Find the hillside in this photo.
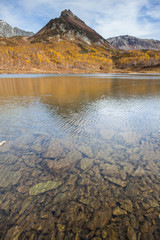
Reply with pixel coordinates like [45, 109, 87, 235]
[107, 35, 160, 51]
[0, 36, 114, 73]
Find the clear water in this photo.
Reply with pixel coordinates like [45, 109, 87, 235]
[0, 74, 160, 239]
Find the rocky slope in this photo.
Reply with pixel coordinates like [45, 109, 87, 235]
[0, 20, 34, 37]
[32, 9, 112, 49]
[107, 35, 160, 51]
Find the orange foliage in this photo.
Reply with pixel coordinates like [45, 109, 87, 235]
[1, 38, 160, 72]
[0, 40, 113, 72]
[113, 50, 160, 69]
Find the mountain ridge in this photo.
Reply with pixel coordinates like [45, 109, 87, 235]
[0, 20, 34, 37]
[107, 35, 160, 51]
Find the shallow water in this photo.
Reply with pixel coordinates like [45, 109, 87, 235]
[0, 74, 160, 240]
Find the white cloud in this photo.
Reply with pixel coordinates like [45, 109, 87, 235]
[0, 0, 160, 39]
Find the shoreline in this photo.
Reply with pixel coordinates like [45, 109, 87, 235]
[0, 68, 160, 75]
[0, 68, 126, 75]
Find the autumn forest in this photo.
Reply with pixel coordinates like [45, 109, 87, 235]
[0, 34, 160, 74]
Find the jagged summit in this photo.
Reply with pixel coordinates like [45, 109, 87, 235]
[33, 10, 112, 48]
[60, 9, 86, 25]
[60, 9, 74, 17]
[0, 20, 34, 38]
[107, 35, 160, 51]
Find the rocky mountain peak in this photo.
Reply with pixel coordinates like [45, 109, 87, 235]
[33, 10, 112, 48]
[59, 9, 86, 26]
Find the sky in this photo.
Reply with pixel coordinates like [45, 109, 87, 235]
[0, 0, 160, 40]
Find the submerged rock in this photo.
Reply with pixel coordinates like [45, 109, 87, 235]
[113, 207, 127, 215]
[132, 166, 146, 177]
[0, 168, 21, 188]
[125, 182, 139, 197]
[79, 196, 100, 210]
[121, 162, 134, 175]
[107, 228, 119, 240]
[4, 226, 23, 240]
[92, 165, 101, 178]
[29, 181, 62, 195]
[46, 150, 82, 171]
[127, 224, 137, 240]
[66, 174, 77, 185]
[77, 145, 94, 158]
[147, 199, 159, 208]
[43, 138, 66, 159]
[80, 158, 93, 170]
[140, 222, 152, 233]
[120, 199, 133, 212]
[85, 209, 112, 230]
[100, 164, 127, 180]
[130, 215, 139, 230]
[104, 176, 127, 187]
[0, 153, 18, 164]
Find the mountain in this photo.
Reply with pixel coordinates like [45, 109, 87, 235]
[32, 9, 112, 48]
[1, 10, 160, 74]
[0, 10, 116, 74]
[13, 27, 34, 37]
[0, 20, 34, 37]
[107, 35, 160, 51]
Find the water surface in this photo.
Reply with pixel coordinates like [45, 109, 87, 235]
[0, 74, 160, 239]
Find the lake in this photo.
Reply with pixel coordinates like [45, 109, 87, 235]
[0, 74, 160, 240]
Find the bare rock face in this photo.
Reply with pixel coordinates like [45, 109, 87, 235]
[107, 35, 160, 51]
[13, 27, 34, 37]
[0, 20, 14, 37]
[33, 9, 112, 48]
[0, 20, 34, 37]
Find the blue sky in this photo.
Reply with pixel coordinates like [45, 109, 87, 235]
[0, 0, 160, 39]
